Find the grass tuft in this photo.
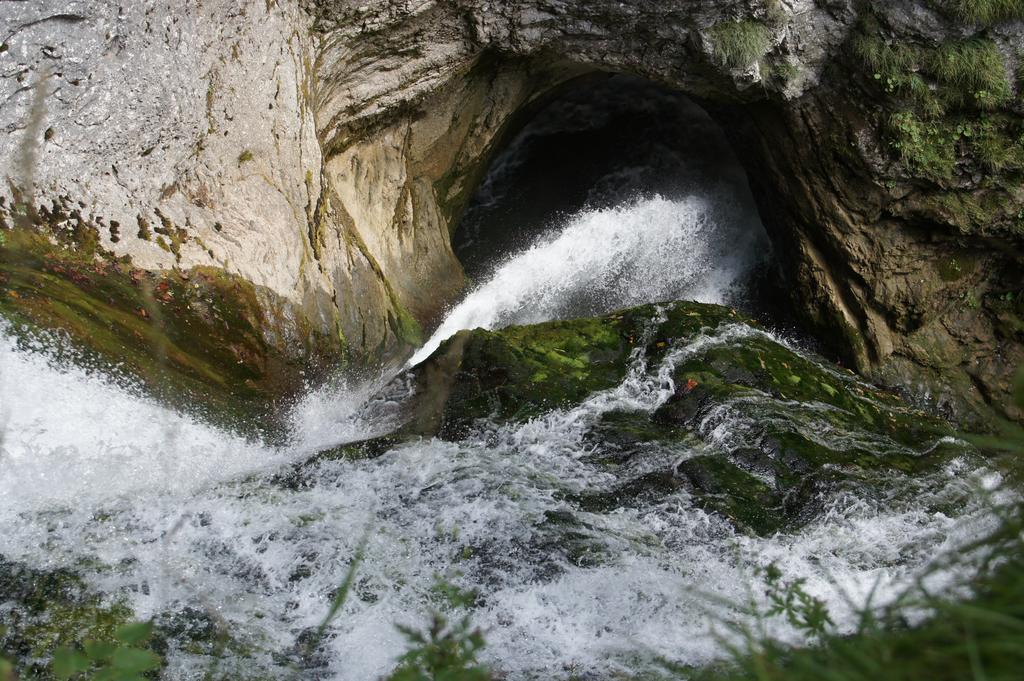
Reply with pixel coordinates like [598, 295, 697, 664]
[948, 0, 1024, 25]
[709, 20, 772, 69]
[928, 39, 1012, 109]
[854, 33, 920, 78]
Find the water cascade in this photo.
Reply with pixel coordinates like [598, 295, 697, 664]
[0, 75, 1003, 681]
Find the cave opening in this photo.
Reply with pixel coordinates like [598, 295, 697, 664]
[447, 73, 796, 335]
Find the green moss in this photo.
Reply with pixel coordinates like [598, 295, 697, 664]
[402, 303, 715, 438]
[152, 209, 190, 262]
[431, 315, 634, 435]
[136, 215, 151, 241]
[0, 559, 268, 678]
[918, 188, 1023, 233]
[238, 149, 254, 164]
[0, 227, 339, 437]
[399, 300, 972, 536]
[709, 20, 772, 69]
[389, 302, 424, 348]
[676, 455, 787, 536]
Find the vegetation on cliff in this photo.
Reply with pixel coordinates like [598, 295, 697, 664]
[853, 20, 1022, 184]
[709, 20, 772, 69]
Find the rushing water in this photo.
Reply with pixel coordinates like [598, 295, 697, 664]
[0, 193, 1002, 680]
[410, 195, 768, 365]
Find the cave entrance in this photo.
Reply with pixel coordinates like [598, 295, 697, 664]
[449, 73, 788, 330]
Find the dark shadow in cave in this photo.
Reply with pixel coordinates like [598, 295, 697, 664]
[452, 73, 799, 331]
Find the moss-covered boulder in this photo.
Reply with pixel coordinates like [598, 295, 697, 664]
[0, 557, 264, 679]
[403, 301, 739, 439]
[647, 314, 976, 535]
[0, 558, 136, 677]
[397, 300, 978, 536]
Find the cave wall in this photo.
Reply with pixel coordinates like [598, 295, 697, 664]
[2, 0, 1022, 425]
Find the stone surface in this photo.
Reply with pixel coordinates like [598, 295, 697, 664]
[1, 0, 1022, 425]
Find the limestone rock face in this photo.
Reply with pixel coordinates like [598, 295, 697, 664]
[1, 0, 1022, 425]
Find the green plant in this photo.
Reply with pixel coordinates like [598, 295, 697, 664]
[758, 564, 833, 641]
[683, 365, 1024, 681]
[946, 0, 1024, 25]
[386, 579, 491, 681]
[50, 621, 161, 680]
[928, 39, 1012, 109]
[709, 20, 772, 68]
[971, 117, 1024, 170]
[853, 17, 1023, 181]
[770, 60, 799, 82]
[960, 288, 981, 309]
[300, 531, 368, 665]
[0, 626, 12, 681]
[854, 33, 920, 80]
[764, 0, 786, 26]
[888, 111, 960, 178]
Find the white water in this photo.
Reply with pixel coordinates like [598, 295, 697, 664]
[0, 197, 1003, 680]
[410, 194, 768, 365]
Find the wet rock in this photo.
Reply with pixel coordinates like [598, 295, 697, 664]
[404, 301, 736, 439]
[402, 300, 979, 535]
[272, 434, 403, 489]
[0, 228, 335, 438]
[0, 558, 135, 675]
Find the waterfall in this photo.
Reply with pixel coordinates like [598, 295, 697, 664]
[0, 197, 998, 680]
[410, 193, 768, 366]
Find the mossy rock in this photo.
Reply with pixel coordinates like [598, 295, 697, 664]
[404, 301, 740, 439]
[271, 434, 403, 489]
[655, 331, 954, 447]
[0, 227, 343, 437]
[675, 455, 788, 536]
[646, 325, 975, 534]
[401, 300, 977, 536]
[0, 557, 273, 678]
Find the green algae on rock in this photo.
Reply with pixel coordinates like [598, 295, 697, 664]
[0, 558, 136, 677]
[0, 557, 268, 680]
[404, 302, 738, 439]
[0, 226, 344, 437]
